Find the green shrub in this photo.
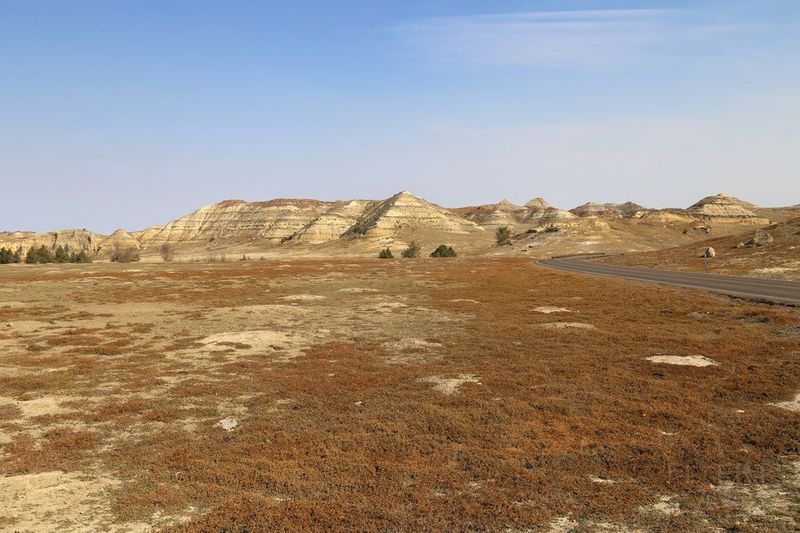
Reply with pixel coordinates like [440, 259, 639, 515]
[71, 250, 92, 263]
[3, 245, 89, 265]
[25, 245, 55, 264]
[0, 247, 20, 264]
[401, 241, 421, 258]
[54, 244, 70, 263]
[495, 226, 512, 245]
[430, 244, 457, 257]
[378, 247, 394, 259]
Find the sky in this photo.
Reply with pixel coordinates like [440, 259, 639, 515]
[1, 0, 799, 233]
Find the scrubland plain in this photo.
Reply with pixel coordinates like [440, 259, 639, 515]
[1, 259, 799, 531]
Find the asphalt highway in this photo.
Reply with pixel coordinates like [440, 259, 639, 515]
[537, 256, 800, 305]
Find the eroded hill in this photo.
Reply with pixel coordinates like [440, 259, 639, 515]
[1, 192, 796, 261]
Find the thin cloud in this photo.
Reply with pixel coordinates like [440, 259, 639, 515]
[394, 9, 747, 69]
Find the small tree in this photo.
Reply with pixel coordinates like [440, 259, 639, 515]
[495, 226, 512, 245]
[0, 247, 16, 264]
[378, 247, 394, 259]
[71, 250, 92, 263]
[430, 244, 457, 257]
[39, 245, 54, 263]
[54, 245, 69, 263]
[159, 243, 175, 263]
[26, 245, 54, 264]
[401, 241, 421, 258]
[110, 244, 140, 263]
[25, 247, 38, 264]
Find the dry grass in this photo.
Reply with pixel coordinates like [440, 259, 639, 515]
[0, 259, 798, 531]
[603, 217, 800, 280]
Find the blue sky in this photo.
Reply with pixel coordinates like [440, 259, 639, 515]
[1, 0, 798, 232]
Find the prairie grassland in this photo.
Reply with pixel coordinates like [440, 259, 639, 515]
[0, 259, 798, 531]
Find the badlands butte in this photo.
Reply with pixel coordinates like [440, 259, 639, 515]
[2, 191, 798, 266]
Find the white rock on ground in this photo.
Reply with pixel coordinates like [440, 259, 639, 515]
[533, 306, 573, 314]
[645, 355, 719, 367]
[215, 418, 238, 431]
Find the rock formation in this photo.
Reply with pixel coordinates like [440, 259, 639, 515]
[344, 191, 479, 237]
[288, 201, 372, 244]
[638, 211, 696, 225]
[0, 191, 789, 260]
[138, 199, 331, 246]
[99, 229, 140, 254]
[570, 201, 647, 219]
[686, 194, 770, 224]
[0, 230, 98, 256]
[746, 229, 773, 247]
[524, 197, 550, 209]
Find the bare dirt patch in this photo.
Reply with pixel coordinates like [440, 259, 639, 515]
[772, 393, 800, 413]
[199, 330, 305, 359]
[420, 374, 481, 395]
[0, 259, 798, 530]
[537, 321, 595, 330]
[533, 306, 573, 314]
[646, 355, 719, 367]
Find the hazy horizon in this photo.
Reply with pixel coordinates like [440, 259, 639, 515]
[2, 0, 798, 234]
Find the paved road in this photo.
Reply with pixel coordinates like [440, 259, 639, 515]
[537, 257, 800, 305]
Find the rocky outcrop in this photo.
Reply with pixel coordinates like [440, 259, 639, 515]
[99, 229, 140, 253]
[686, 194, 770, 224]
[452, 197, 579, 229]
[345, 191, 479, 237]
[0, 230, 99, 256]
[131, 191, 482, 248]
[746, 230, 773, 247]
[456, 200, 522, 228]
[521, 203, 577, 225]
[288, 201, 372, 244]
[524, 197, 550, 209]
[138, 199, 331, 246]
[1, 191, 790, 259]
[570, 201, 647, 219]
[639, 211, 697, 225]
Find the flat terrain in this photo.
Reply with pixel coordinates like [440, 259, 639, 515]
[538, 258, 800, 304]
[1, 259, 799, 531]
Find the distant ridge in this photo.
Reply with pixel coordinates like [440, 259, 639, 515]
[1, 191, 795, 259]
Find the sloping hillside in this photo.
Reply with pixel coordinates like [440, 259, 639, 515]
[603, 217, 800, 280]
[345, 191, 480, 237]
[686, 194, 771, 225]
[138, 199, 332, 246]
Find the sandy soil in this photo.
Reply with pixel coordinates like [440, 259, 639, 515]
[0, 259, 798, 531]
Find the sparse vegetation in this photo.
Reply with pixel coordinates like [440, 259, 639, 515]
[159, 243, 175, 263]
[401, 240, 421, 258]
[495, 226, 512, 245]
[109, 244, 140, 263]
[430, 244, 457, 257]
[378, 247, 394, 259]
[0, 259, 797, 530]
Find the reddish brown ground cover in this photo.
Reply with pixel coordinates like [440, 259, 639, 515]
[0, 259, 798, 531]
